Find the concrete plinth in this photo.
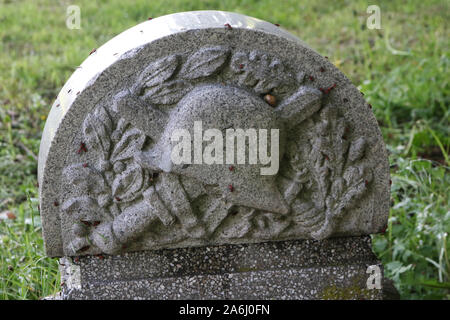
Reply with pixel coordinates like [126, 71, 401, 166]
[60, 236, 387, 300]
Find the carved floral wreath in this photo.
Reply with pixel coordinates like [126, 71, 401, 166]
[61, 46, 373, 254]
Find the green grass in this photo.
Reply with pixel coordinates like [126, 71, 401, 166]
[0, 0, 448, 299]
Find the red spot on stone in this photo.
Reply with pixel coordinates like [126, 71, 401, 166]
[148, 17, 153, 20]
[224, 23, 232, 30]
[239, 64, 244, 69]
[228, 165, 235, 171]
[365, 180, 369, 186]
[319, 83, 336, 94]
[228, 184, 234, 192]
[115, 196, 121, 202]
[80, 220, 91, 226]
[77, 142, 88, 154]
[308, 75, 314, 81]
[82, 163, 88, 168]
[274, 23, 280, 27]
[92, 221, 101, 227]
[53, 201, 59, 207]
[79, 246, 90, 252]
[89, 48, 97, 55]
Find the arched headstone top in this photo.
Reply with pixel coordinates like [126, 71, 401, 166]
[38, 11, 390, 257]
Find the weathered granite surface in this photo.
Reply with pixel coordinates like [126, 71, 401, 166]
[38, 11, 390, 258]
[38, 10, 395, 300]
[60, 236, 385, 300]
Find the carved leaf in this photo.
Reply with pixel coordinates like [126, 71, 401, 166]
[61, 196, 104, 221]
[293, 206, 317, 225]
[142, 80, 191, 105]
[335, 164, 372, 216]
[336, 118, 347, 139]
[252, 213, 290, 239]
[217, 210, 254, 239]
[110, 128, 146, 162]
[231, 50, 296, 93]
[230, 51, 248, 73]
[343, 166, 361, 186]
[137, 54, 179, 89]
[111, 164, 147, 202]
[337, 180, 367, 212]
[277, 86, 323, 125]
[63, 164, 107, 195]
[115, 118, 129, 134]
[219, 219, 252, 239]
[82, 106, 112, 155]
[330, 178, 344, 199]
[348, 137, 366, 162]
[179, 47, 229, 79]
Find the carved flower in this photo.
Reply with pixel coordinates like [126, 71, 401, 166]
[230, 50, 295, 94]
[111, 163, 149, 203]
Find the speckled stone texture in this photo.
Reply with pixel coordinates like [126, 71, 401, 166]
[38, 10, 390, 258]
[39, 11, 394, 300]
[59, 236, 385, 299]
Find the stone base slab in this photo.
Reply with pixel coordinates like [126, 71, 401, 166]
[60, 236, 387, 299]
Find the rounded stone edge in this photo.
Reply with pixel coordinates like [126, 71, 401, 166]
[37, 10, 304, 187]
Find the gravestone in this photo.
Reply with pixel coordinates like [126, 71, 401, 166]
[38, 11, 392, 299]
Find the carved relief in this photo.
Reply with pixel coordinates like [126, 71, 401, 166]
[279, 106, 372, 240]
[61, 46, 373, 254]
